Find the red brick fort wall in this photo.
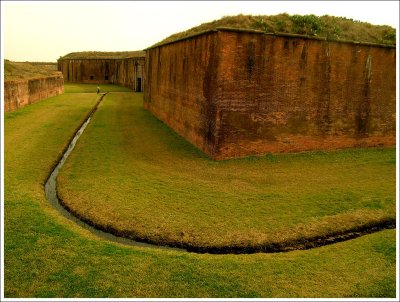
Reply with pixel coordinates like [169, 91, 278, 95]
[214, 30, 396, 159]
[145, 29, 396, 160]
[144, 31, 221, 157]
[58, 58, 145, 91]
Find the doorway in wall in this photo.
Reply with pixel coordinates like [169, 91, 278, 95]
[136, 78, 142, 92]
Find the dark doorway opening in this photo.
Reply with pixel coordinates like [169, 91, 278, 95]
[90, 75, 94, 80]
[137, 78, 142, 92]
[105, 75, 109, 81]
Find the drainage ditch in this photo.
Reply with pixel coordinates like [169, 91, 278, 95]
[44, 93, 184, 252]
[44, 93, 396, 254]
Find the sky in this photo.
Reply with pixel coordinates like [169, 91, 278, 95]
[1, 0, 399, 62]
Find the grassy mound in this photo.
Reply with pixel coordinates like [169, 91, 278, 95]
[4, 83, 396, 297]
[4, 60, 59, 80]
[57, 92, 396, 252]
[59, 51, 146, 60]
[154, 14, 396, 47]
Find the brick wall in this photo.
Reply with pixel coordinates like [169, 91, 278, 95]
[58, 58, 145, 91]
[114, 58, 145, 91]
[144, 29, 396, 160]
[58, 59, 111, 84]
[144, 31, 221, 156]
[215, 30, 396, 159]
[4, 75, 64, 112]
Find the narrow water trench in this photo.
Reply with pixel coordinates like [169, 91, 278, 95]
[44, 93, 185, 252]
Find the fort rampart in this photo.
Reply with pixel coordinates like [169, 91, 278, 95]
[144, 28, 396, 160]
[4, 75, 64, 112]
[58, 56, 145, 92]
[144, 31, 220, 156]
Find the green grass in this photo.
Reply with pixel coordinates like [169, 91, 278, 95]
[4, 60, 59, 80]
[154, 13, 396, 47]
[4, 84, 397, 297]
[59, 51, 145, 60]
[57, 92, 395, 250]
[64, 82, 133, 93]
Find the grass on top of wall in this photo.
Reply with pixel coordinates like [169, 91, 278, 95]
[154, 13, 396, 47]
[4, 60, 59, 80]
[4, 84, 396, 298]
[57, 92, 396, 251]
[59, 50, 145, 60]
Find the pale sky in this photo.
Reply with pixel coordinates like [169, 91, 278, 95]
[1, 0, 399, 62]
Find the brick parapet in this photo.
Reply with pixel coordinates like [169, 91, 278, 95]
[4, 74, 64, 112]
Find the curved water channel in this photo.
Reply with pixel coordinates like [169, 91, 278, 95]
[44, 93, 184, 252]
[44, 93, 395, 254]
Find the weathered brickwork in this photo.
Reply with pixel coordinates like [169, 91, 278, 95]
[144, 31, 221, 156]
[4, 75, 64, 112]
[145, 29, 396, 160]
[58, 57, 145, 92]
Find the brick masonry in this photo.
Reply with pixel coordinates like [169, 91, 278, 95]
[4, 75, 64, 112]
[144, 31, 220, 156]
[58, 58, 145, 92]
[144, 29, 396, 160]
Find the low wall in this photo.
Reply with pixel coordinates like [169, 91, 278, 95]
[4, 74, 64, 112]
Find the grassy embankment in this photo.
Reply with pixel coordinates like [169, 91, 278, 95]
[4, 84, 396, 297]
[4, 60, 59, 80]
[59, 50, 145, 60]
[57, 92, 396, 252]
[155, 14, 396, 46]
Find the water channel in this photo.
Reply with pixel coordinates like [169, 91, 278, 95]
[44, 94, 184, 252]
[44, 93, 395, 254]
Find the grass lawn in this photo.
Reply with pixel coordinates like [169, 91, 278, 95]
[3, 84, 397, 298]
[57, 92, 396, 251]
[64, 82, 133, 93]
